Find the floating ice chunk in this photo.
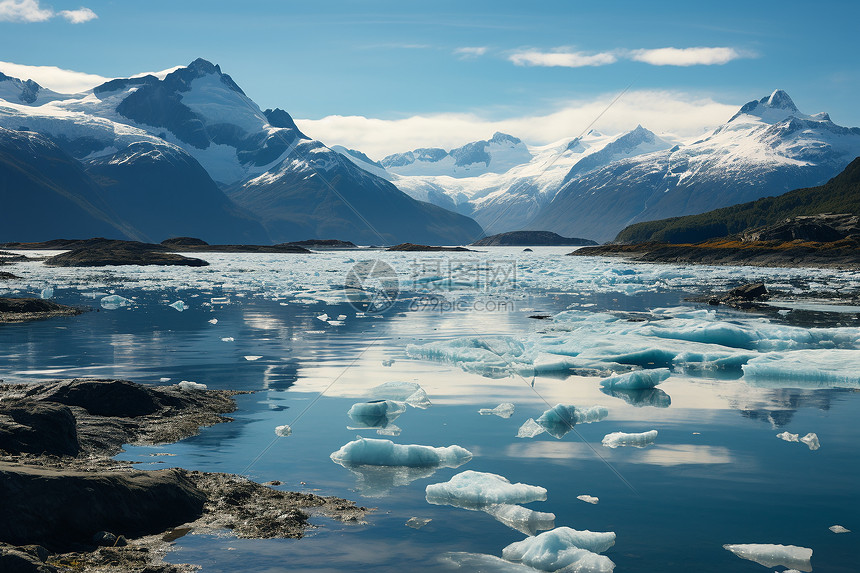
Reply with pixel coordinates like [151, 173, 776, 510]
[722, 543, 812, 572]
[208, 318, 218, 325]
[829, 525, 850, 533]
[221, 337, 235, 342]
[777, 431, 800, 442]
[100, 294, 133, 310]
[382, 359, 395, 367]
[800, 432, 820, 451]
[517, 418, 545, 438]
[574, 405, 609, 424]
[743, 350, 860, 388]
[479, 403, 516, 418]
[577, 495, 599, 505]
[330, 438, 472, 468]
[375, 424, 401, 437]
[40, 287, 54, 299]
[502, 527, 616, 572]
[601, 387, 671, 408]
[169, 300, 187, 312]
[348, 400, 407, 429]
[177, 380, 207, 391]
[425, 470, 546, 509]
[438, 552, 543, 572]
[327, 320, 344, 326]
[485, 504, 556, 536]
[599, 368, 670, 390]
[369, 382, 431, 409]
[159, 377, 171, 383]
[602, 430, 658, 448]
[406, 517, 431, 529]
[244, 355, 263, 361]
[210, 297, 230, 305]
[337, 314, 347, 321]
[274, 425, 292, 437]
[535, 404, 608, 439]
[316, 313, 329, 321]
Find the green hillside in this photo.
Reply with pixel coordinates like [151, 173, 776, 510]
[615, 157, 860, 244]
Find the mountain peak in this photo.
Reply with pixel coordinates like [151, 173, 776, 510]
[490, 132, 522, 145]
[765, 89, 798, 111]
[730, 89, 801, 123]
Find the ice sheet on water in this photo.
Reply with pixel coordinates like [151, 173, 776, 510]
[600, 387, 671, 408]
[330, 437, 471, 468]
[602, 430, 657, 448]
[743, 350, 860, 388]
[438, 552, 543, 572]
[347, 400, 407, 430]
[100, 294, 133, 310]
[425, 470, 547, 509]
[274, 425, 292, 437]
[177, 380, 207, 391]
[368, 382, 431, 409]
[168, 300, 187, 312]
[479, 403, 516, 418]
[502, 527, 616, 573]
[722, 543, 812, 572]
[599, 368, 670, 390]
[577, 495, 599, 505]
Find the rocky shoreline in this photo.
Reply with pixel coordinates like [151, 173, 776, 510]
[0, 379, 369, 572]
[0, 298, 84, 323]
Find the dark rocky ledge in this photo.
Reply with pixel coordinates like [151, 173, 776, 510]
[387, 243, 475, 252]
[0, 298, 83, 323]
[471, 231, 597, 247]
[41, 239, 209, 267]
[0, 379, 369, 572]
[160, 237, 310, 253]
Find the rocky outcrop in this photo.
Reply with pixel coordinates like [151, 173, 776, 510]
[387, 243, 475, 252]
[741, 214, 860, 242]
[0, 298, 83, 323]
[472, 231, 597, 246]
[43, 239, 208, 267]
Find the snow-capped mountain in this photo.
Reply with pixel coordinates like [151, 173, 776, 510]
[0, 72, 70, 106]
[0, 58, 483, 245]
[529, 90, 860, 243]
[342, 127, 673, 234]
[381, 132, 532, 178]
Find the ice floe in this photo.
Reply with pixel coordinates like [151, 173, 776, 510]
[40, 286, 53, 299]
[177, 380, 207, 391]
[405, 517, 431, 529]
[502, 527, 616, 572]
[480, 403, 516, 418]
[348, 400, 407, 432]
[426, 470, 547, 508]
[368, 382, 431, 409]
[517, 404, 608, 439]
[208, 318, 218, 324]
[829, 525, 850, 533]
[274, 424, 292, 437]
[168, 300, 187, 312]
[602, 430, 658, 448]
[577, 495, 599, 505]
[100, 294, 133, 310]
[777, 431, 820, 450]
[438, 552, 542, 572]
[722, 543, 812, 572]
[244, 355, 262, 361]
[600, 387, 671, 408]
[517, 419, 545, 439]
[743, 350, 860, 388]
[330, 437, 471, 468]
[599, 368, 670, 390]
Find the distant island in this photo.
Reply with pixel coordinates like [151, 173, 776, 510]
[471, 231, 597, 247]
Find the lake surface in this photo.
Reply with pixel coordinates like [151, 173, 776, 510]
[1, 247, 857, 572]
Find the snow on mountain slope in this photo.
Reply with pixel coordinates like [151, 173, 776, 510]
[529, 90, 860, 243]
[366, 127, 673, 234]
[381, 132, 533, 178]
[0, 72, 72, 106]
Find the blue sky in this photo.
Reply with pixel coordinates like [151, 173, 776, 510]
[1, 0, 858, 156]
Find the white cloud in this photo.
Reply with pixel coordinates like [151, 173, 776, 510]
[629, 47, 744, 66]
[59, 6, 97, 23]
[0, 0, 52, 22]
[0, 0, 97, 23]
[0, 60, 110, 93]
[454, 46, 488, 59]
[296, 90, 740, 159]
[509, 49, 617, 68]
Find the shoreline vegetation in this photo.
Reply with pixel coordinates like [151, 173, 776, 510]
[0, 379, 369, 572]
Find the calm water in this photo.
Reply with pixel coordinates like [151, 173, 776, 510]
[0, 248, 857, 572]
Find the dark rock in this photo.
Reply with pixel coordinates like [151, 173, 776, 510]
[0, 298, 82, 323]
[44, 239, 208, 267]
[0, 464, 206, 552]
[280, 239, 357, 249]
[725, 283, 769, 301]
[387, 243, 475, 252]
[0, 543, 55, 573]
[160, 237, 209, 247]
[0, 400, 80, 456]
[34, 379, 161, 418]
[0, 272, 19, 279]
[92, 531, 117, 547]
[523, 248, 533, 252]
[472, 231, 597, 247]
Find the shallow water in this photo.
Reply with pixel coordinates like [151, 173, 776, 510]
[1, 248, 858, 572]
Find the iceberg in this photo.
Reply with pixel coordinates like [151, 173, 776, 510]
[274, 424, 292, 437]
[100, 294, 133, 310]
[330, 437, 472, 468]
[221, 337, 234, 342]
[168, 300, 187, 312]
[485, 504, 556, 536]
[535, 404, 608, 439]
[316, 313, 329, 321]
[777, 431, 799, 443]
[208, 318, 218, 324]
[40, 287, 54, 299]
[244, 355, 263, 361]
[829, 525, 850, 533]
[742, 350, 860, 388]
[479, 403, 516, 418]
[600, 387, 671, 408]
[577, 495, 599, 505]
[601, 430, 658, 448]
[800, 432, 820, 451]
[517, 418, 546, 439]
[177, 380, 207, 391]
[347, 400, 407, 429]
[502, 527, 616, 572]
[438, 552, 543, 572]
[599, 368, 670, 390]
[368, 381, 431, 409]
[722, 543, 812, 572]
[425, 470, 547, 509]
[405, 517, 431, 529]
